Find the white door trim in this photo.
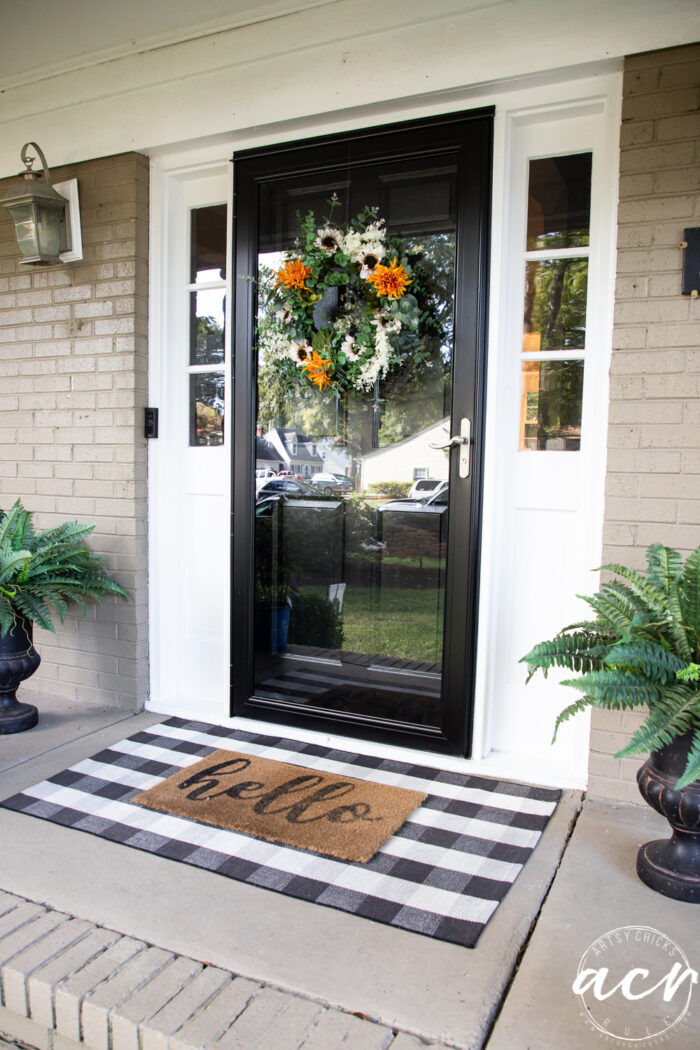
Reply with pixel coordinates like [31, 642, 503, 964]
[147, 64, 622, 789]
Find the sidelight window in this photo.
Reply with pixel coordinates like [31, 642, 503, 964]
[188, 205, 227, 445]
[519, 153, 591, 451]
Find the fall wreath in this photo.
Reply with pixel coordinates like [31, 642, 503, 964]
[256, 199, 446, 398]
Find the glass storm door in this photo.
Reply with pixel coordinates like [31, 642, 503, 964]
[232, 111, 492, 755]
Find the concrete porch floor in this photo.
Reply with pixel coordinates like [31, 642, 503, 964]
[0, 694, 697, 1050]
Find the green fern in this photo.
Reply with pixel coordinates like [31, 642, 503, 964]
[0, 500, 129, 636]
[521, 542, 700, 788]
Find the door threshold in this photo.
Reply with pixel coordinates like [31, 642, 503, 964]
[282, 651, 343, 668]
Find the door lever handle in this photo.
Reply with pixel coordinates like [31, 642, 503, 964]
[429, 435, 468, 451]
[429, 418, 471, 478]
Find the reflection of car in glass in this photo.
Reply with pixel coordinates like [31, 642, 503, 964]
[309, 472, 354, 493]
[256, 478, 318, 498]
[407, 478, 448, 500]
[256, 468, 277, 479]
[379, 486, 449, 514]
[277, 470, 304, 481]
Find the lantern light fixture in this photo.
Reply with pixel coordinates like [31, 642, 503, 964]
[1, 142, 81, 265]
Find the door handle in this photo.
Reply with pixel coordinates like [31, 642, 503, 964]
[429, 418, 471, 478]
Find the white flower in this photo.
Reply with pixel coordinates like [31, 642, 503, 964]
[314, 227, 343, 255]
[341, 231, 363, 258]
[275, 307, 293, 324]
[362, 220, 386, 242]
[259, 329, 295, 365]
[372, 311, 401, 334]
[289, 340, 313, 367]
[355, 242, 385, 279]
[355, 326, 393, 391]
[341, 334, 360, 361]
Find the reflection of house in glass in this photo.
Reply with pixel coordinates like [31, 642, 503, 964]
[360, 418, 451, 489]
[262, 427, 324, 477]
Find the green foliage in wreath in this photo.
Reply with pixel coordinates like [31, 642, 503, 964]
[256, 197, 448, 399]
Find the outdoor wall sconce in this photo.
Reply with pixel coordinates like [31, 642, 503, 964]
[1, 142, 82, 265]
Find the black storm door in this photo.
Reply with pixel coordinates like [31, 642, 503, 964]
[231, 110, 492, 756]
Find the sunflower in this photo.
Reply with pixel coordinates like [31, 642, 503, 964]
[301, 350, 333, 391]
[290, 341, 313, 365]
[356, 242, 385, 279]
[314, 227, 343, 255]
[275, 258, 312, 291]
[341, 333, 360, 361]
[367, 257, 411, 300]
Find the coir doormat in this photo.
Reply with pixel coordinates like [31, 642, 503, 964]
[132, 748, 426, 863]
[2, 717, 561, 948]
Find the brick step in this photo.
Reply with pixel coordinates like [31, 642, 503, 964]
[0, 890, 447, 1050]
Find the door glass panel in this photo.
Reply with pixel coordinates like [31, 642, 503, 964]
[190, 289, 225, 365]
[522, 259, 588, 351]
[519, 359, 583, 450]
[190, 372, 224, 446]
[191, 204, 227, 283]
[253, 158, 457, 727]
[526, 153, 591, 250]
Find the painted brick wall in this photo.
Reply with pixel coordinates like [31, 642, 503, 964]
[0, 152, 149, 710]
[588, 44, 700, 803]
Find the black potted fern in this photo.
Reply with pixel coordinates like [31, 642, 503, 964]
[0, 500, 129, 734]
[521, 543, 699, 903]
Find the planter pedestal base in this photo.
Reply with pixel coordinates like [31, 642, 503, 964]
[0, 697, 38, 735]
[637, 835, 699, 904]
[636, 734, 700, 905]
[0, 617, 41, 735]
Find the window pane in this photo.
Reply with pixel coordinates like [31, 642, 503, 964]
[527, 153, 592, 250]
[523, 258, 587, 352]
[190, 373, 224, 446]
[519, 360, 583, 450]
[190, 289, 225, 365]
[190, 204, 227, 283]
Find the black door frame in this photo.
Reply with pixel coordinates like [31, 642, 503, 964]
[231, 108, 493, 757]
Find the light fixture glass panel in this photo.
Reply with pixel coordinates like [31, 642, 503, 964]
[8, 202, 39, 258]
[523, 258, 588, 352]
[519, 359, 584, 450]
[35, 205, 63, 259]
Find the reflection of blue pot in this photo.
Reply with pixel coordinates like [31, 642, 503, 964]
[255, 605, 291, 652]
[313, 286, 339, 330]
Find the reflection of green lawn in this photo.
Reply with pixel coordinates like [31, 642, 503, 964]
[345, 586, 444, 663]
[304, 583, 444, 664]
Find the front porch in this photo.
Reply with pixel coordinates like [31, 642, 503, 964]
[0, 693, 695, 1050]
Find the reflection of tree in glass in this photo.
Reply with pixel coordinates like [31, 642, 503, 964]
[193, 371, 224, 445]
[534, 360, 583, 450]
[377, 233, 454, 447]
[524, 256, 587, 351]
[196, 314, 225, 365]
[389, 522, 445, 569]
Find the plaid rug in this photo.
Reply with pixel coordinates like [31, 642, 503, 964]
[2, 717, 561, 948]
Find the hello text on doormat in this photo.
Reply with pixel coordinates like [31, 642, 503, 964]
[132, 749, 427, 863]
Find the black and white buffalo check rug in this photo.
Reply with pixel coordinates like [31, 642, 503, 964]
[2, 717, 561, 948]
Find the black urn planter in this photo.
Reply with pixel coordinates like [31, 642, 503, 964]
[636, 731, 700, 904]
[0, 617, 41, 734]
